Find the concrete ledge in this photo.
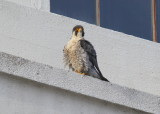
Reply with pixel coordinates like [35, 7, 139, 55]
[0, 52, 159, 114]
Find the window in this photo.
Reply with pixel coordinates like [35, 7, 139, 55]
[50, 0, 96, 24]
[50, 0, 159, 42]
[157, 0, 160, 42]
[100, 0, 152, 41]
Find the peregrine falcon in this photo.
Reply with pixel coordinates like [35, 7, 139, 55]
[63, 25, 109, 82]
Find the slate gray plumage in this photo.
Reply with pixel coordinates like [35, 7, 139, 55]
[63, 25, 109, 82]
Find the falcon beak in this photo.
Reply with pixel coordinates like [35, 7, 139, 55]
[77, 28, 82, 32]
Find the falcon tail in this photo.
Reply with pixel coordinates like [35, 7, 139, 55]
[100, 75, 109, 82]
[94, 66, 109, 82]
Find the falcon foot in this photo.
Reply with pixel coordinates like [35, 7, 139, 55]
[75, 71, 87, 75]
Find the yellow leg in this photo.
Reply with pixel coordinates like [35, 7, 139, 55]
[75, 71, 87, 75]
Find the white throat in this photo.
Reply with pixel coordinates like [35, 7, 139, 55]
[72, 31, 83, 40]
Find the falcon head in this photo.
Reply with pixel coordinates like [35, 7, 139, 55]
[72, 25, 85, 38]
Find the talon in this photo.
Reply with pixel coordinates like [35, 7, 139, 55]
[75, 71, 87, 75]
[80, 73, 87, 75]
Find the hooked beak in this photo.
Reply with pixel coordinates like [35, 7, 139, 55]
[77, 28, 82, 32]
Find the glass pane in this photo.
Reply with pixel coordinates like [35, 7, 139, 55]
[100, 0, 152, 41]
[50, 0, 96, 24]
[157, 0, 160, 42]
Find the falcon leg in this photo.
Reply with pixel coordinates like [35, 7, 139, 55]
[75, 71, 87, 75]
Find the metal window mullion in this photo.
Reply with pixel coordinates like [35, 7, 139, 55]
[152, 0, 158, 42]
[96, 0, 100, 26]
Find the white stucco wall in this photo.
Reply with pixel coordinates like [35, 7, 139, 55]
[3, 0, 50, 11]
[0, 1, 160, 96]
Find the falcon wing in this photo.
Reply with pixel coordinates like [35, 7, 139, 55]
[63, 45, 73, 70]
[79, 40, 109, 82]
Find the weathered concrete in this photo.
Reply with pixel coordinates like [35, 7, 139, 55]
[4, 0, 50, 11]
[0, 72, 148, 114]
[0, 1, 160, 96]
[0, 52, 159, 114]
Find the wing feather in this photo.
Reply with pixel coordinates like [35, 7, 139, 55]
[79, 40, 109, 82]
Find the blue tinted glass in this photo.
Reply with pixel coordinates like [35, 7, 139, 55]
[50, 0, 96, 24]
[100, 0, 152, 41]
[157, 0, 160, 42]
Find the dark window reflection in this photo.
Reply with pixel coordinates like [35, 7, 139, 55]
[100, 0, 152, 41]
[50, 0, 96, 24]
